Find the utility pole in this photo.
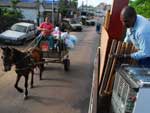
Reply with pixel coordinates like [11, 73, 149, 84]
[52, 0, 54, 25]
[82, 0, 83, 14]
[36, 0, 40, 26]
[86, 0, 88, 16]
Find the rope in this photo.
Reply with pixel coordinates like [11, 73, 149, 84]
[32, 59, 62, 65]
[22, 38, 37, 52]
[15, 59, 62, 71]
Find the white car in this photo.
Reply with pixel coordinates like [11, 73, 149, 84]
[0, 22, 37, 45]
[62, 18, 82, 31]
[86, 19, 96, 26]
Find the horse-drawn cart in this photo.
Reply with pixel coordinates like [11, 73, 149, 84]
[39, 37, 70, 71]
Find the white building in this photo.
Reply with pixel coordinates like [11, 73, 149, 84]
[78, 5, 95, 16]
[0, 0, 59, 25]
[95, 2, 111, 17]
[78, 2, 111, 17]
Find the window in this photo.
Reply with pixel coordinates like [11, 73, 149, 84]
[11, 25, 27, 33]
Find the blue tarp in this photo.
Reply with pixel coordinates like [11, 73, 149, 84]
[43, 0, 59, 3]
[21, 0, 34, 2]
[0, 0, 59, 3]
[0, 0, 34, 2]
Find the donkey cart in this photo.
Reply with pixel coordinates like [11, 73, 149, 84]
[39, 37, 70, 71]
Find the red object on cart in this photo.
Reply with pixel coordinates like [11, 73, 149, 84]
[40, 42, 49, 52]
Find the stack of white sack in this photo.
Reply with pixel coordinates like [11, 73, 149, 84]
[52, 27, 61, 39]
[61, 32, 78, 49]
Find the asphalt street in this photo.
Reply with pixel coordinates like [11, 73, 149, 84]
[0, 26, 100, 113]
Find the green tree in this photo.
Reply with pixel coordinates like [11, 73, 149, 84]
[10, 0, 20, 11]
[71, 0, 78, 8]
[0, 8, 23, 32]
[0, 0, 23, 32]
[129, 0, 150, 18]
[58, 0, 78, 18]
[58, 0, 68, 18]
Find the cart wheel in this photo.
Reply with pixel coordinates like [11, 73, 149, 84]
[63, 59, 70, 71]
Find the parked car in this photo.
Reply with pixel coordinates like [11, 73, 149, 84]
[80, 16, 88, 25]
[0, 22, 37, 45]
[86, 19, 96, 26]
[62, 18, 82, 31]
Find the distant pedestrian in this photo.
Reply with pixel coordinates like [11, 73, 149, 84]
[96, 22, 100, 33]
[96, 16, 104, 34]
[59, 22, 65, 32]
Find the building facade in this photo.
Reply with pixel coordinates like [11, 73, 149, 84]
[0, 0, 60, 25]
[78, 2, 111, 17]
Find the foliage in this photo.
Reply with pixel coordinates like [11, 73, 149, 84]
[129, 0, 150, 18]
[71, 0, 78, 8]
[0, 0, 22, 32]
[10, 0, 20, 10]
[58, 0, 68, 18]
[0, 8, 23, 32]
[58, 0, 78, 18]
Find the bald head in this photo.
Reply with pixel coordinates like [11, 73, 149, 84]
[121, 6, 136, 19]
[120, 6, 137, 28]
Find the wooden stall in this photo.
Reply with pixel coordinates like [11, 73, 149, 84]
[99, 0, 129, 96]
[97, 0, 129, 112]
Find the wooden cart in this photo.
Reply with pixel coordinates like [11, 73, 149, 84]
[39, 37, 70, 71]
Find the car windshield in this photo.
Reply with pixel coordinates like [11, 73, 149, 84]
[11, 25, 27, 33]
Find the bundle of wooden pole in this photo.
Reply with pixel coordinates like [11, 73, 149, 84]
[99, 40, 137, 96]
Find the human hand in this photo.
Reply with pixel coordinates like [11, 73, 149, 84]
[42, 28, 48, 31]
[37, 27, 47, 31]
[123, 54, 131, 59]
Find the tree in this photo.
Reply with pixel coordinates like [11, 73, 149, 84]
[0, 8, 23, 32]
[58, 0, 78, 18]
[129, 0, 150, 18]
[10, 0, 20, 11]
[0, 0, 23, 32]
[58, 0, 69, 18]
[71, 0, 78, 8]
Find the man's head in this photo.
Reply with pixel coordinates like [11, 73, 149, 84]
[45, 16, 51, 23]
[120, 6, 137, 28]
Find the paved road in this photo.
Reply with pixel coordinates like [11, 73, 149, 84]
[0, 26, 99, 113]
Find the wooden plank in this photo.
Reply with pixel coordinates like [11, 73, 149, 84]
[99, 26, 110, 89]
[130, 45, 138, 65]
[125, 43, 132, 63]
[88, 48, 100, 113]
[99, 40, 117, 96]
[118, 42, 126, 65]
[103, 10, 111, 30]
[97, 47, 101, 93]
[104, 41, 122, 94]
[104, 42, 138, 94]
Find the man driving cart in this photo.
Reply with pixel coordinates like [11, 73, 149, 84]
[35, 16, 54, 48]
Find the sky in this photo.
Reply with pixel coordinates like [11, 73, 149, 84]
[78, 0, 112, 7]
